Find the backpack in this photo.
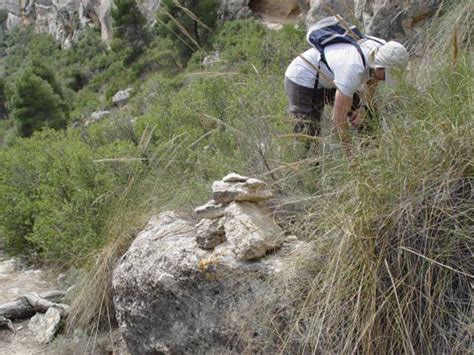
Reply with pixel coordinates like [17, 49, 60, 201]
[306, 16, 383, 73]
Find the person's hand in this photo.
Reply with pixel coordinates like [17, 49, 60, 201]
[348, 106, 366, 127]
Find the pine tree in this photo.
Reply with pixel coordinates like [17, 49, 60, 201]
[157, 0, 219, 62]
[111, 0, 151, 63]
[10, 71, 66, 137]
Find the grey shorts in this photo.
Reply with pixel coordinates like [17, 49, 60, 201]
[284, 77, 336, 117]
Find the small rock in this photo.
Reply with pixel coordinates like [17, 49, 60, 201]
[212, 180, 273, 204]
[196, 218, 226, 250]
[194, 200, 225, 220]
[224, 202, 285, 260]
[212, 180, 246, 205]
[112, 88, 133, 106]
[0, 259, 16, 274]
[235, 189, 273, 203]
[263, 22, 284, 31]
[28, 307, 62, 344]
[202, 51, 220, 67]
[222, 172, 249, 183]
[85, 110, 110, 127]
[242, 178, 266, 190]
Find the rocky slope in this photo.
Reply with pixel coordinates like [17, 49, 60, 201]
[0, 0, 443, 47]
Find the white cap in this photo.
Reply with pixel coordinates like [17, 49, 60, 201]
[368, 41, 409, 86]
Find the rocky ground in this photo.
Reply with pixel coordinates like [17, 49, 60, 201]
[0, 247, 56, 355]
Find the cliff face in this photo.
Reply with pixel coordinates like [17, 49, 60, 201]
[0, 0, 159, 46]
[308, 0, 443, 44]
[0, 0, 442, 47]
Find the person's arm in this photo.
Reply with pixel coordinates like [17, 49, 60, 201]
[332, 90, 354, 160]
[350, 80, 380, 126]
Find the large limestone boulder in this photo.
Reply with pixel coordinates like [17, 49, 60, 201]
[113, 174, 308, 354]
[113, 212, 303, 353]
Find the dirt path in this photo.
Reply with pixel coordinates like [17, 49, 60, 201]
[0, 248, 56, 355]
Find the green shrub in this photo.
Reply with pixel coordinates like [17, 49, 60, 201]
[0, 130, 130, 263]
[214, 20, 267, 69]
[10, 71, 66, 137]
[213, 20, 306, 74]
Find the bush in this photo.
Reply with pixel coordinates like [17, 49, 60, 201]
[0, 130, 131, 263]
[213, 20, 307, 74]
[10, 71, 67, 137]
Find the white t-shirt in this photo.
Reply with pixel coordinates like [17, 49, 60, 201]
[285, 39, 384, 97]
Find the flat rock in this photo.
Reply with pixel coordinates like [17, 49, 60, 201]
[28, 307, 62, 344]
[212, 180, 273, 204]
[224, 202, 285, 260]
[235, 188, 273, 203]
[194, 200, 225, 220]
[222, 172, 249, 183]
[212, 180, 246, 204]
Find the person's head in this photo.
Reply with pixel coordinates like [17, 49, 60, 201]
[369, 41, 409, 85]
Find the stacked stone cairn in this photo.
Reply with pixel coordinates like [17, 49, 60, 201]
[194, 172, 284, 260]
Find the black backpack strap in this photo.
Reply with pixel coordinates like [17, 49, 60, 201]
[313, 62, 321, 92]
[355, 44, 366, 68]
[320, 52, 331, 73]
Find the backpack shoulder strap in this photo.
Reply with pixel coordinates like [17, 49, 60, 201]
[354, 43, 367, 68]
[298, 53, 334, 85]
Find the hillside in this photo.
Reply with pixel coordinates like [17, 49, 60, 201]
[0, 0, 472, 353]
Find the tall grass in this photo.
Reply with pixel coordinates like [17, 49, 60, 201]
[272, 3, 473, 352]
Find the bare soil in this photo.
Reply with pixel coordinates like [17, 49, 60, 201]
[0, 247, 130, 355]
[0, 248, 56, 355]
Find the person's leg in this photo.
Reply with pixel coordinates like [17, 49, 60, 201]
[285, 77, 321, 138]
